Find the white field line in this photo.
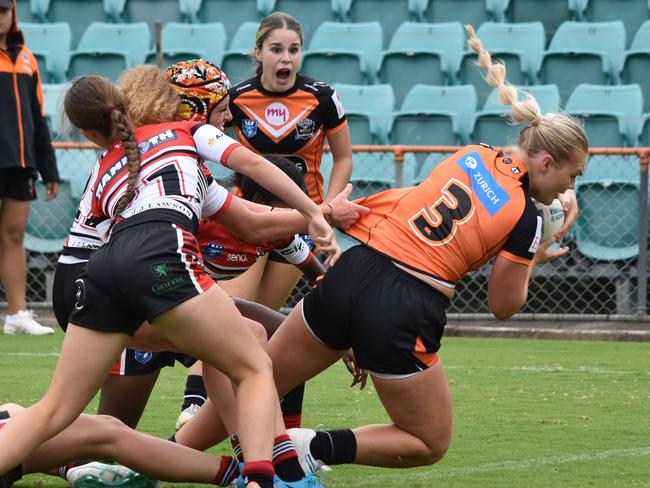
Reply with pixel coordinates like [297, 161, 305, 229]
[356, 447, 650, 485]
[0, 353, 641, 375]
[0, 352, 59, 357]
[445, 365, 633, 375]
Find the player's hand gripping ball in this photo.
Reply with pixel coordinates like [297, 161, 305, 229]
[534, 198, 565, 241]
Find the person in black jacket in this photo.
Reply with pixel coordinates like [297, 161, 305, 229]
[0, 0, 59, 335]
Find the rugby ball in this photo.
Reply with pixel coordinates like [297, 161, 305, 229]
[534, 198, 565, 241]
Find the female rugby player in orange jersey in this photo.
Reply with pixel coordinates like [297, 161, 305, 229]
[221, 12, 353, 312]
[261, 25, 588, 474]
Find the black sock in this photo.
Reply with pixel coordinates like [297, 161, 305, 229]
[281, 383, 305, 415]
[182, 374, 207, 411]
[310, 429, 357, 465]
[0, 464, 23, 486]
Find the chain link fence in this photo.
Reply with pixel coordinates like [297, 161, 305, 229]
[2, 144, 648, 321]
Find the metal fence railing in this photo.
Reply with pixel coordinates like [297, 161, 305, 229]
[2, 143, 648, 322]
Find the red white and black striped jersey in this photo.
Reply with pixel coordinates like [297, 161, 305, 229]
[198, 219, 312, 280]
[63, 163, 106, 259]
[90, 121, 236, 235]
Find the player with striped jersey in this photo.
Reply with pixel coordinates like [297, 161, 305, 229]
[0, 74, 343, 488]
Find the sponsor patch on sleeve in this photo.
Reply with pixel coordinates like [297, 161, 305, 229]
[332, 91, 345, 119]
[456, 151, 510, 216]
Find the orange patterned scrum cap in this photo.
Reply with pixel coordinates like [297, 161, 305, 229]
[165, 59, 231, 123]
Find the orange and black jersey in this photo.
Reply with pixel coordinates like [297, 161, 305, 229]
[346, 145, 542, 288]
[0, 9, 58, 182]
[229, 74, 347, 203]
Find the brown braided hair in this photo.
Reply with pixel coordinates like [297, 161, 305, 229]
[64, 75, 141, 220]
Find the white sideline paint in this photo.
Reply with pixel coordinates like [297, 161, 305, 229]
[360, 447, 650, 485]
[445, 364, 631, 375]
[0, 352, 59, 357]
[0, 353, 634, 374]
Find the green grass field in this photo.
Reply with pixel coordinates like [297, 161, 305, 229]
[1, 330, 649, 487]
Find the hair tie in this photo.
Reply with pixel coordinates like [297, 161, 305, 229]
[105, 105, 117, 115]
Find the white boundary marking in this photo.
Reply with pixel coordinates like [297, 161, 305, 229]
[445, 364, 632, 375]
[358, 447, 650, 485]
[0, 352, 59, 357]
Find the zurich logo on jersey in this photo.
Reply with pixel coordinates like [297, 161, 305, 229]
[242, 119, 257, 138]
[134, 350, 153, 364]
[203, 242, 224, 258]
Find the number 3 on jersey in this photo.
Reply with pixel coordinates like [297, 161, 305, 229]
[408, 179, 474, 246]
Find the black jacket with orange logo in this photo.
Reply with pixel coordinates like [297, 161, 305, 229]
[0, 1, 58, 182]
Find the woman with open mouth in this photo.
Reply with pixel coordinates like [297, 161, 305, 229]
[223, 11, 352, 314]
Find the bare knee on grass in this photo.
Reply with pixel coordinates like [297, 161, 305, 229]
[81, 415, 129, 457]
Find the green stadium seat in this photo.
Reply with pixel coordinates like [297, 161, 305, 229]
[575, 154, 640, 261]
[27, 0, 49, 22]
[42, 0, 109, 47]
[348, 151, 395, 199]
[204, 161, 234, 187]
[622, 20, 650, 112]
[540, 21, 626, 103]
[408, 151, 451, 185]
[502, 0, 585, 37]
[582, 0, 650, 48]
[20, 22, 71, 83]
[564, 84, 643, 147]
[24, 181, 78, 254]
[334, 83, 395, 144]
[145, 22, 227, 67]
[16, 0, 38, 23]
[55, 148, 100, 199]
[321, 141, 393, 200]
[332, 84, 395, 197]
[459, 21, 546, 106]
[109, 0, 183, 25]
[424, 0, 506, 26]
[390, 84, 477, 146]
[461, 21, 545, 86]
[472, 84, 561, 146]
[192, 0, 261, 39]
[638, 113, 650, 145]
[68, 22, 151, 81]
[259, 0, 336, 46]
[335, 229, 360, 252]
[335, 0, 421, 48]
[221, 21, 259, 85]
[379, 22, 464, 106]
[301, 21, 383, 85]
[320, 151, 333, 196]
[42, 83, 68, 140]
[178, 0, 201, 22]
